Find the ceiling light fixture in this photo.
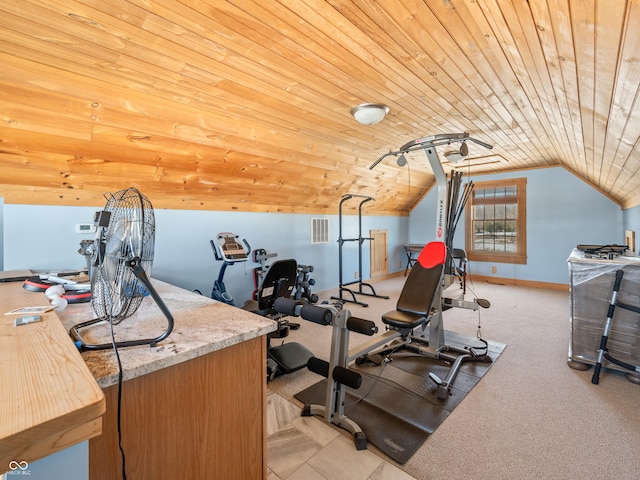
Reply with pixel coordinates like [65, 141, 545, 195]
[444, 141, 469, 163]
[350, 103, 390, 125]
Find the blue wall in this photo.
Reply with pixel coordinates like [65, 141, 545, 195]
[2, 203, 408, 303]
[3, 441, 89, 480]
[410, 167, 623, 285]
[623, 204, 640, 254]
[0, 166, 632, 290]
[0, 166, 631, 478]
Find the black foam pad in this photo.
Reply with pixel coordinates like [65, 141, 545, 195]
[333, 366, 362, 389]
[307, 356, 330, 378]
[346, 317, 378, 336]
[273, 297, 299, 316]
[300, 303, 332, 325]
[268, 342, 313, 374]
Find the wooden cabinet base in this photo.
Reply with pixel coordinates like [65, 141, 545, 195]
[89, 337, 267, 480]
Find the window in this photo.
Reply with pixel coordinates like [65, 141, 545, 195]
[465, 178, 526, 264]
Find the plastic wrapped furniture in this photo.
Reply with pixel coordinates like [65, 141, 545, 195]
[567, 249, 640, 383]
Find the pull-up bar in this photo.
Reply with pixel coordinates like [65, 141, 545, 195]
[331, 194, 389, 307]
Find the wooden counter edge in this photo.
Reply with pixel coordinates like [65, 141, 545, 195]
[0, 278, 106, 469]
[1, 414, 104, 469]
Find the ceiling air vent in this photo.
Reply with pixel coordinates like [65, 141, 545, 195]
[311, 218, 329, 244]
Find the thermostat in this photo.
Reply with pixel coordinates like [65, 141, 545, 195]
[76, 223, 96, 234]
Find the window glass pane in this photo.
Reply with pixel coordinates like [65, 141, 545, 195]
[466, 178, 527, 263]
[486, 204, 495, 219]
[469, 181, 523, 256]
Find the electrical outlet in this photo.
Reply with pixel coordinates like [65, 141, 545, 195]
[491, 265, 497, 274]
[354, 271, 359, 279]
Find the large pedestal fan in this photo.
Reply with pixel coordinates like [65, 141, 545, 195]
[70, 187, 174, 351]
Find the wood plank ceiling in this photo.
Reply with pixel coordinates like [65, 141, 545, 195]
[2, 0, 640, 215]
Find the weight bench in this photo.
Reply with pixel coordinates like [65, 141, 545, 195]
[352, 241, 492, 401]
[242, 258, 325, 380]
[301, 242, 491, 450]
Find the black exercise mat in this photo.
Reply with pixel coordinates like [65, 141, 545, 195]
[294, 334, 506, 464]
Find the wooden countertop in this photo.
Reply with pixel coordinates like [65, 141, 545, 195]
[0, 281, 105, 469]
[1, 276, 276, 470]
[55, 279, 277, 388]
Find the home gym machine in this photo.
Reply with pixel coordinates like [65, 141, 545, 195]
[364, 132, 494, 399]
[209, 232, 251, 306]
[331, 194, 389, 307]
[297, 134, 497, 451]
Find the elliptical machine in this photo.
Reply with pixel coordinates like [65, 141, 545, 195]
[209, 232, 251, 306]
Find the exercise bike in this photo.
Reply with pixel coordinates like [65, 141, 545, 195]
[209, 232, 251, 306]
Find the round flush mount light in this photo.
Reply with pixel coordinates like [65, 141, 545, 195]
[444, 141, 469, 163]
[350, 103, 390, 125]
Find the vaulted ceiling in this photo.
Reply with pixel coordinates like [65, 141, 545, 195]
[2, 0, 640, 215]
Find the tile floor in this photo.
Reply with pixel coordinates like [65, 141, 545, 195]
[266, 390, 416, 480]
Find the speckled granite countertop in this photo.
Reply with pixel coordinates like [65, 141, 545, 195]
[56, 280, 276, 388]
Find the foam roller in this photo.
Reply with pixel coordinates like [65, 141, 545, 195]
[333, 366, 362, 389]
[346, 317, 378, 336]
[273, 297, 299, 316]
[300, 303, 332, 325]
[307, 356, 329, 378]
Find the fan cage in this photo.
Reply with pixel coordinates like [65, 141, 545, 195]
[91, 188, 156, 324]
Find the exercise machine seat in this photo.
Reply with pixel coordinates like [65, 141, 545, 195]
[353, 242, 491, 402]
[382, 241, 446, 330]
[243, 258, 298, 315]
[268, 342, 313, 373]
